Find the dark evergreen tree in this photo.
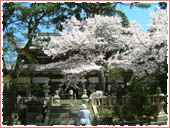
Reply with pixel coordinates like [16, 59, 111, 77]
[159, 2, 167, 9]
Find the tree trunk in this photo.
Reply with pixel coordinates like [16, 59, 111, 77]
[98, 69, 105, 91]
[3, 82, 17, 124]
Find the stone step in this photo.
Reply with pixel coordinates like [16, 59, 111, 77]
[49, 115, 96, 122]
[48, 100, 95, 125]
[50, 118, 96, 125]
[55, 109, 93, 117]
[51, 106, 71, 111]
[49, 118, 76, 125]
[60, 103, 72, 106]
[70, 108, 81, 112]
[70, 105, 91, 111]
[69, 112, 78, 117]
[51, 109, 70, 113]
[51, 105, 71, 109]
[51, 113, 77, 118]
[70, 109, 94, 114]
[60, 100, 82, 105]
[49, 121, 75, 125]
[51, 109, 80, 114]
[49, 115, 96, 125]
[50, 116, 95, 123]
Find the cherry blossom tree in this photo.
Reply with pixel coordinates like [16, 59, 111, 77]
[42, 15, 131, 90]
[120, 8, 168, 77]
[42, 8, 168, 91]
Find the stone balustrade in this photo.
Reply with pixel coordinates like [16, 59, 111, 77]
[91, 96, 117, 109]
[90, 87, 167, 123]
[91, 94, 167, 109]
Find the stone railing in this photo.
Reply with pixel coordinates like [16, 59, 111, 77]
[90, 87, 167, 123]
[90, 96, 117, 110]
[90, 96, 117, 124]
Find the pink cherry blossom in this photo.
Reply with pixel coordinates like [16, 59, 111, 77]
[43, 8, 167, 79]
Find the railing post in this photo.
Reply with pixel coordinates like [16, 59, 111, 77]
[51, 90, 60, 106]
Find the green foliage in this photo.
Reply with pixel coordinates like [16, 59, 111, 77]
[100, 109, 114, 120]
[2, 2, 16, 31]
[130, 84, 154, 118]
[108, 68, 134, 103]
[154, 62, 168, 94]
[108, 68, 133, 84]
[30, 84, 43, 92]
[159, 2, 167, 9]
[30, 84, 44, 97]
[133, 2, 151, 8]
[107, 61, 167, 122]
[118, 77, 156, 121]
[108, 69, 122, 83]
[109, 70, 156, 121]
[99, 109, 115, 125]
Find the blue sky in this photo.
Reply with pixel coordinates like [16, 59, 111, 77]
[116, 3, 159, 32]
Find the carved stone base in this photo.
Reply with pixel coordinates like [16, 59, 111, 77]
[157, 113, 167, 122]
[51, 97, 60, 106]
[82, 99, 89, 103]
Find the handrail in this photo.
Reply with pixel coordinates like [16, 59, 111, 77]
[92, 104, 100, 120]
[90, 99, 100, 116]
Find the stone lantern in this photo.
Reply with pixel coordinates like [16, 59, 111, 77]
[11, 113, 21, 125]
[155, 87, 167, 122]
[43, 80, 50, 98]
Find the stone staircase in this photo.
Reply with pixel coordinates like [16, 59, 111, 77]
[48, 99, 96, 125]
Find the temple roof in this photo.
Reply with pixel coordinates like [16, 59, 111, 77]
[17, 33, 120, 52]
[17, 33, 60, 50]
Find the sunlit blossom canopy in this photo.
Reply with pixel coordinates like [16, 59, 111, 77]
[43, 8, 167, 77]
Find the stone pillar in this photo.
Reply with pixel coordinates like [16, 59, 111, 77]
[81, 89, 88, 99]
[81, 88, 89, 103]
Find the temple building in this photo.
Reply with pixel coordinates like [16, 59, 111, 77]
[15, 33, 122, 99]
[4, 33, 167, 126]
